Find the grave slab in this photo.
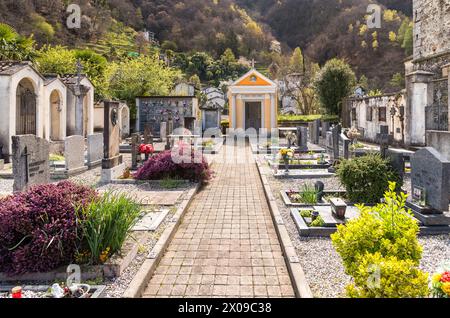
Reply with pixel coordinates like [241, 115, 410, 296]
[133, 209, 170, 231]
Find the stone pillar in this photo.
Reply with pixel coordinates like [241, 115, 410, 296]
[405, 70, 434, 146]
[270, 94, 276, 129]
[232, 95, 237, 129]
[75, 94, 84, 136]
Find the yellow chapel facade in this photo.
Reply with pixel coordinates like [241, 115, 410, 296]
[228, 69, 278, 131]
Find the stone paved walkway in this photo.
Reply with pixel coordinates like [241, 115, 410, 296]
[143, 145, 295, 298]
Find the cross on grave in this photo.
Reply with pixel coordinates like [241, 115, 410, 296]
[376, 125, 393, 158]
[23, 146, 31, 183]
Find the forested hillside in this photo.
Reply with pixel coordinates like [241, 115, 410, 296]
[0, 0, 414, 91]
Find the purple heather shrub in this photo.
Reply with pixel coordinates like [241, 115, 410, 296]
[134, 147, 212, 183]
[0, 181, 97, 275]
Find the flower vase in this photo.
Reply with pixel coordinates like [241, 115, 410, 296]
[283, 156, 289, 174]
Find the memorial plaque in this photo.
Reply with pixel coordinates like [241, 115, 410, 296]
[103, 101, 123, 170]
[64, 135, 85, 171]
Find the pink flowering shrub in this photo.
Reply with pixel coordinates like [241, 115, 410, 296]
[0, 181, 97, 275]
[134, 149, 212, 183]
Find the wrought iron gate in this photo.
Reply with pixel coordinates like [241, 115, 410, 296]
[16, 88, 37, 135]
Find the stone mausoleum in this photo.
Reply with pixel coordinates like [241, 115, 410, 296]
[0, 61, 95, 162]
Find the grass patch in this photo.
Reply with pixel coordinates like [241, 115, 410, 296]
[160, 177, 183, 189]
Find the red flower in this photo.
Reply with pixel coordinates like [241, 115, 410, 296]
[139, 144, 154, 155]
[441, 271, 450, 282]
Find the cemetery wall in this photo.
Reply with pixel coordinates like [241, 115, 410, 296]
[426, 130, 450, 160]
[348, 93, 406, 145]
[413, 0, 450, 62]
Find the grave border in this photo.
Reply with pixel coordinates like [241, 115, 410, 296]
[255, 158, 313, 298]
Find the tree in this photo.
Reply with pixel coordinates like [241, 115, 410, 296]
[36, 46, 77, 75]
[289, 47, 304, 73]
[104, 55, 181, 114]
[389, 73, 405, 90]
[401, 23, 413, 56]
[0, 23, 35, 61]
[314, 58, 356, 115]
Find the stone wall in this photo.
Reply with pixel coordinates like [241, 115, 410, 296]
[348, 93, 406, 145]
[413, 0, 450, 61]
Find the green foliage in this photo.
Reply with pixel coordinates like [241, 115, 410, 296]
[172, 50, 249, 85]
[74, 49, 108, 99]
[36, 45, 77, 75]
[77, 192, 141, 264]
[31, 13, 55, 42]
[331, 182, 423, 277]
[160, 177, 183, 189]
[49, 153, 65, 162]
[310, 215, 325, 227]
[277, 114, 339, 123]
[0, 23, 35, 61]
[346, 253, 429, 298]
[299, 210, 313, 218]
[389, 72, 405, 90]
[298, 184, 318, 205]
[289, 47, 304, 73]
[398, 18, 413, 56]
[336, 154, 402, 204]
[314, 58, 356, 115]
[104, 55, 181, 109]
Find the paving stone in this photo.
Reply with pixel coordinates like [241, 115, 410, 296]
[143, 145, 294, 298]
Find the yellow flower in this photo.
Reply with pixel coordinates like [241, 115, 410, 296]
[432, 273, 442, 284]
[442, 282, 450, 296]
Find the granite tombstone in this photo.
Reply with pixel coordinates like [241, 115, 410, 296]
[12, 135, 50, 192]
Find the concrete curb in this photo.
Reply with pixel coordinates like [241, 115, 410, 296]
[122, 156, 218, 298]
[254, 157, 314, 298]
[122, 182, 201, 298]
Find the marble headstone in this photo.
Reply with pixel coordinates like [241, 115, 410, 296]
[87, 133, 103, 167]
[64, 135, 85, 171]
[296, 126, 308, 152]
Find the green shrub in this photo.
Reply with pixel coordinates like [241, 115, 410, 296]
[331, 182, 423, 277]
[346, 253, 429, 298]
[77, 192, 141, 264]
[336, 154, 402, 204]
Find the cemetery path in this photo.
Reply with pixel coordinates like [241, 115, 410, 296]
[142, 144, 295, 297]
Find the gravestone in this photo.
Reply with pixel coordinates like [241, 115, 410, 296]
[296, 127, 308, 152]
[0, 159, 3, 170]
[410, 148, 450, 212]
[339, 133, 351, 160]
[87, 133, 103, 168]
[160, 122, 167, 141]
[101, 101, 125, 182]
[64, 135, 86, 173]
[144, 123, 153, 145]
[311, 119, 321, 144]
[321, 121, 330, 138]
[326, 132, 333, 157]
[131, 133, 140, 170]
[386, 149, 405, 181]
[12, 135, 50, 192]
[331, 125, 341, 160]
[377, 125, 393, 158]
